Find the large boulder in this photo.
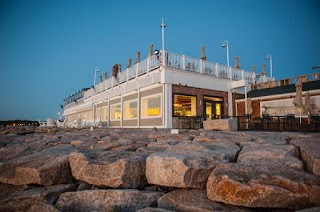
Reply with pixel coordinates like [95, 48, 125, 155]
[158, 189, 249, 212]
[203, 118, 238, 131]
[0, 184, 76, 212]
[290, 137, 320, 176]
[237, 143, 304, 170]
[207, 163, 320, 210]
[0, 147, 74, 186]
[146, 141, 240, 188]
[56, 189, 164, 212]
[69, 150, 148, 188]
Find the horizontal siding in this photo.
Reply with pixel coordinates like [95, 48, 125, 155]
[109, 120, 120, 127]
[110, 98, 121, 105]
[140, 118, 162, 127]
[123, 93, 138, 102]
[123, 119, 138, 127]
[140, 86, 162, 98]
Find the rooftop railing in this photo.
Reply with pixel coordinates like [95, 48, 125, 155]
[251, 72, 320, 91]
[66, 51, 273, 105]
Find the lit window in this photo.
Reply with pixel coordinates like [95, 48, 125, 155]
[141, 94, 161, 118]
[110, 104, 121, 120]
[101, 106, 108, 121]
[173, 94, 197, 117]
[96, 107, 101, 120]
[123, 100, 138, 119]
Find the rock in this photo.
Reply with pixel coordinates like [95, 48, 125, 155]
[56, 189, 164, 212]
[0, 144, 27, 160]
[9, 128, 34, 135]
[146, 141, 240, 188]
[27, 202, 60, 212]
[290, 138, 320, 176]
[137, 207, 174, 212]
[0, 147, 74, 186]
[70, 140, 83, 146]
[203, 118, 238, 131]
[295, 206, 320, 212]
[69, 150, 148, 188]
[34, 127, 48, 133]
[237, 144, 304, 170]
[158, 189, 249, 212]
[0, 184, 76, 212]
[206, 163, 320, 210]
[77, 181, 93, 191]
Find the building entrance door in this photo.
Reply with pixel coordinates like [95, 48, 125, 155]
[204, 98, 223, 120]
[204, 101, 213, 120]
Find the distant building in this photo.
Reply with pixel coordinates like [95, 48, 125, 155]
[236, 73, 320, 119]
[63, 50, 273, 128]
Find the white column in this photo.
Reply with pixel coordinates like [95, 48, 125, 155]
[182, 55, 186, 70]
[199, 59, 203, 73]
[229, 66, 232, 80]
[228, 91, 233, 117]
[215, 63, 219, 77]
[137, 87, 140, 128]
[244, 86, 247, 115]
[120, 95, 123, 128]
[164, 83, 172, 128]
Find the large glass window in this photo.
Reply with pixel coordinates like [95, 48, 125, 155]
[173, 94, 197, 116]
[141, 94, 161, 118]
[101, 106, 108, 121]
[110, 104, 121, 120]
[123, 100, 138, 119]
[96, 107, 101, 120]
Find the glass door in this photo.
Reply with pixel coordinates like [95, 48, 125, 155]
[204, 101, 213, 120]
[214, 102, 222, 119]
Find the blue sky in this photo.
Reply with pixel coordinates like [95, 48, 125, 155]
[0, 0, 319, 121]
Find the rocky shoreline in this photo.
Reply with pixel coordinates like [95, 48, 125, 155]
[0, 126, 319, 211]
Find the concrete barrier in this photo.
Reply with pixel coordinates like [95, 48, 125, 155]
[203, 118, 238, 131]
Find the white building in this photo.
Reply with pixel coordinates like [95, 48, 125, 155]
[63, 50, 272, 128]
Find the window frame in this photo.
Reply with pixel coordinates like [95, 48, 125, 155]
[123, 99, 138, 120]
[141, 93, 162, 119]
[172, 93, 198, 117]
[110, 103, 121, 121]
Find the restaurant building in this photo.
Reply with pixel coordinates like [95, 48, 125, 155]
[63, 48, 273, 128]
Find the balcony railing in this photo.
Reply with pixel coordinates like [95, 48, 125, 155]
[67, 51, 274, 105]
[251, 72, 320, 91]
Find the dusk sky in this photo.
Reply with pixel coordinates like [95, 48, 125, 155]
[1, 0, 319, 121]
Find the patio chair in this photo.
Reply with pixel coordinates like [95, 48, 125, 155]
[37, 119, 46, 127]
[81, 119, 87, 128]
[92, 119, 100, 127]
[72, 119, 82, 128]
[56, 119, 66, 128]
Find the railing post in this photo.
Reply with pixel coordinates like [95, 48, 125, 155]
[182, 55, 186, 70]
[229, 66, 232, 80]
[241, 69, 245, 80]
[126, 68, 129, 82]
[162, 50, 166, 67]
[252, 72, 256, 84]
[215, 63, 219, 77]
[199, 59, 203, 74]
[136, 64, 139, 78]
[147, 57, 150, 74]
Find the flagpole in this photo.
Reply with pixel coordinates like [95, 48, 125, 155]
[161, 18, 165, 51]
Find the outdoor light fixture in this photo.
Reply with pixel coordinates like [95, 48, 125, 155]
[154, 50, 160, 56]
[266, 54, 272, 78]
[222, 40, 229, 67]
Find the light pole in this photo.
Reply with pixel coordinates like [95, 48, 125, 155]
[93, 67, 99, 87]
[222, 40, 229, 67]
[266, 54, 272, 78]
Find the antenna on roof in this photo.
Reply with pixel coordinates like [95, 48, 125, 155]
[161, 18, 166, 51]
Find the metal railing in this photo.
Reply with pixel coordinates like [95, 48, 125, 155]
[252, 72, 320, 91]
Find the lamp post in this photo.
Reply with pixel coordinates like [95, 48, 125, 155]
[222, 40, 229, 67]
[93, 67, 99, 87]
[266, 54, 272, 78]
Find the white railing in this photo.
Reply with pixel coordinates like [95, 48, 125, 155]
[73, 51, 274, 103]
